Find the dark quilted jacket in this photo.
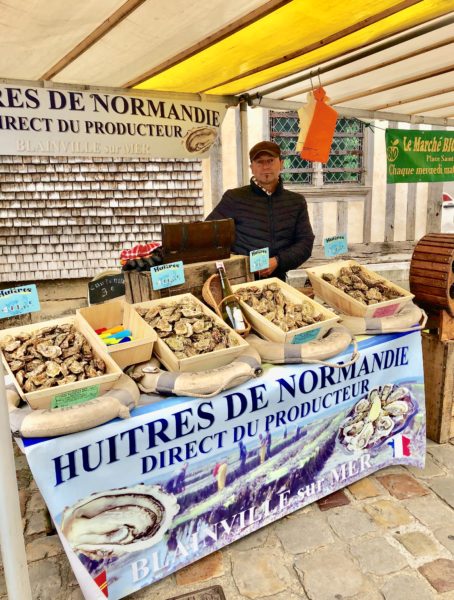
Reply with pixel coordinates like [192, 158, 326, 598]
[206, 178, 314, 280]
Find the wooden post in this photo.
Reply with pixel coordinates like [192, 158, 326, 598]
[422, 332, 454, 443]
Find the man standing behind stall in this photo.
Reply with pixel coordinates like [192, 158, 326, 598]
[206, 141, 315, 281]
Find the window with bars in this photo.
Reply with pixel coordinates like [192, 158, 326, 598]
[269, 112, 365, 185]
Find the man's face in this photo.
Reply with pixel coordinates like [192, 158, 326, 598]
[250, 152, 283, 188]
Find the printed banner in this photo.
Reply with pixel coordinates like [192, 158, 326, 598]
[24, 330, 425, 600]
[386, 128, 454, 183]
[0, 83, 228, 159]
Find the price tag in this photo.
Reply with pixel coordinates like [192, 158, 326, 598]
[323, 234, 348, 258]
[88, 274, 125, 305]
[291, 328, 321, 344]
[249, 248, 270, 272]
[0, 284, 40, 318]
[151, 261, 185, 290]
[52, 384, 100, 409]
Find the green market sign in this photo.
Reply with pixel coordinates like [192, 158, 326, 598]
[386, 128, 454, 183]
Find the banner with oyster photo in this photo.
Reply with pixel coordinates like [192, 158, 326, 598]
[24, 330, 425, 600]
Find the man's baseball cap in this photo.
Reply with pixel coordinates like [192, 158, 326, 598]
[249, 141, 282, 162]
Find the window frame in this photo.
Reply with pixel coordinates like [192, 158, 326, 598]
[269, 111, 367, 188]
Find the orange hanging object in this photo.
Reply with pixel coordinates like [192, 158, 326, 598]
[296, 87, 338, 164]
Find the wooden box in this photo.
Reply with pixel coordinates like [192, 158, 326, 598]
[0, 315, 122, 410]
[232, 278, 339, 344]
[132, 293, 248, 372]
[77, 300, 157, 370]
[161, 219, 234, 264]
[124, 255, 253, 304]
[422, 332, 454, 443]
[306, 260, 414, 318]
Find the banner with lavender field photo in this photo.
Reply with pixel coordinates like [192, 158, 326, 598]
[24, 329, 425, 599]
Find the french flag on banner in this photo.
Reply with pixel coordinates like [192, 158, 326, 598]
[94, 571, 108, 597]
[388, 434, 411, 458]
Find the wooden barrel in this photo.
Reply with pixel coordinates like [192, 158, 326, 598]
[410, 233, 454, 316]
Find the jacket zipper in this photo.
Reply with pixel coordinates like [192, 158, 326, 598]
[268, 194, 276, 251]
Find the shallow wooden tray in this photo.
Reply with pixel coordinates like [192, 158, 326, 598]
[132, 293, 248, 372]
[78, 300, 157, 370]
[0, 314, 122, 409]
[232, 277, 339, 344]
[306, 260, 414, 318]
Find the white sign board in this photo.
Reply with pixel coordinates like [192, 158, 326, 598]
[0, 84, 228, 159]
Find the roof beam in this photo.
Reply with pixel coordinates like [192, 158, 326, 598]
[202, 0, 423, 92]
[249, 13, 454, 100]
[123, 0, 292, 88]
[248, 96, 454, 127]
[332, 65, 454, 104]
[372, 85, 454, 110]
[411, 99, 454, 114]
[279, 36, 454, 100]
[40, 0, 147, 81]
[0, 77, 238, 106]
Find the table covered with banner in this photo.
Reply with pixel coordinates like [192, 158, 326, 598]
[20, 329, 425, 600]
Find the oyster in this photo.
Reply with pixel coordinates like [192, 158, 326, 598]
[36, 343, 62, 359]
[338, 384, 417, 453]
[61, 485, 179, 557]
[137, 298, 239, 358]
[320, 265, 404, 305]
[0, 323, 106, 393]
[236, 284, 325, 331]
[183, 126, 217, 154]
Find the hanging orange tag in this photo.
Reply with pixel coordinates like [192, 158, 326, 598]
[296, 87, 338, 163]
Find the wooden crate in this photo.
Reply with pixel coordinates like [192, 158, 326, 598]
[124, 255, 253, 304]
[306, 260, 414, 318]
[132, 293, 248, 372]
[422, 332, 454, 443]
[232, 278, 339, 344]
[77, 300, 157, 370]
[0, 315, 122, 410]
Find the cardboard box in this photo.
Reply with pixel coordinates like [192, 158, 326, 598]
[78, 300, 157, 369]
[0, 315, 122, 409]
[306, 260, 414, 318]
[232, 277, 339, 344]
[132, 293, 248, 372]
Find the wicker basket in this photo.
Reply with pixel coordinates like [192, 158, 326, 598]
[202, 274, 251, 337]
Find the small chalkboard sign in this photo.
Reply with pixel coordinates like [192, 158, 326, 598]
[88, 273, 125, 305]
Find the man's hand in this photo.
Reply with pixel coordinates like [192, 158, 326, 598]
[258, 256, 279, 278]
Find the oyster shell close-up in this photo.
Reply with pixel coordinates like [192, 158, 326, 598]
[61, 484, 179, 557]
[183, 126, 218, 154]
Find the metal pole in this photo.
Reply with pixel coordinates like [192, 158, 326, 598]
[248, 97, 454, 128]
[0, 372, 33, 600]
[239, 101, 250, 185]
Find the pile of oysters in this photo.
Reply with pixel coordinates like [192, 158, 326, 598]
[235, 283, 325, 332]
[322, 265, 404, 305]
[1, 323, 106, 393]
[136, 298, 239, 359]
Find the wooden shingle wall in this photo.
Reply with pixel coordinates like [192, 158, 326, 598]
[0, 155, 204, 283]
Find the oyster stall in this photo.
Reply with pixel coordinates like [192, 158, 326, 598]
[2, 256, 429, 600]
[19, 327, 426, 600]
